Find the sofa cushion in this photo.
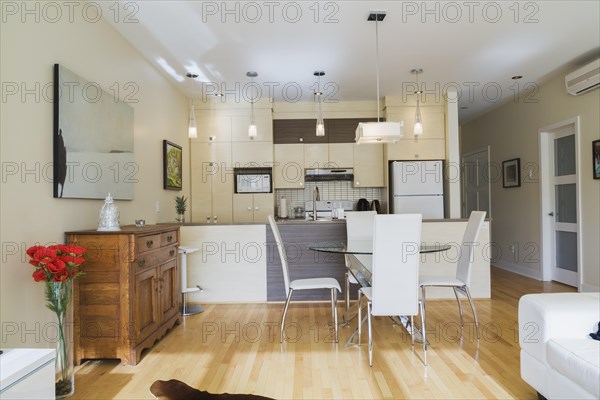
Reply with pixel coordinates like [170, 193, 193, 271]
[547, 337, 600, 398]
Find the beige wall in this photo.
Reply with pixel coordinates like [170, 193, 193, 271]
[461, 71, 600, 290]
[1, 6, 188, 347]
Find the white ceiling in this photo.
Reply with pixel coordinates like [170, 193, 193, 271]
[103, 1, 600, 122]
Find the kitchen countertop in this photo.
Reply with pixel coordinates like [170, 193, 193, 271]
[173, 217, 491, 226]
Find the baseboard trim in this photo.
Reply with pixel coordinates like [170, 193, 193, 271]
[493, 261, 542, 280]
[581, 283, 600, 292]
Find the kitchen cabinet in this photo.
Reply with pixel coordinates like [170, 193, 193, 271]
[273, 119, 327, 144]
[273, 144, 305, 189]
[386, 106, 446, 160]
[66, 225, 180, 366]
[232, 141, 273, 166]
[233, 193, 274, 223]
[231, 113, 273, 142]
[328, 143, 354, 168]
[353, 143, 384, 187]
[196, 111, 232, 142]
[304, 143, 353, 169]
[386, 139, 446, 160]
[325, 118, 378, 143]
[191, 142, 233, 224]
[304, 143, 329, 168]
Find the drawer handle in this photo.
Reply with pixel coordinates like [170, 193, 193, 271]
[169, 249, 175, 256]
[137, 259, 146, 268]
[146, 240, 154, 248]
[167, 235, 173, 242]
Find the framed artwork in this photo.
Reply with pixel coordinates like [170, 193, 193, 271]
[593, 140, 600, 180]
[502, 158, 521, 188]
[53, 64, 138, 200]
[163, 140, 182, 190]
[53, 64, 135, 199]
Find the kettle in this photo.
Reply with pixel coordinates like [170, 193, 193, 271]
[370, 199, 381, 213]
[356, 198, 370, 211]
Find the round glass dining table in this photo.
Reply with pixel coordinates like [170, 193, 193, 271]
[309, 240, 450, 288]
[309, 240, 451, 346]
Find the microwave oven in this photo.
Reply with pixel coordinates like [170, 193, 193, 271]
[234, 168, 272, 193]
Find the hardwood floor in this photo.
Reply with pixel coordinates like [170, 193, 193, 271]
[72, 267, 575, 399]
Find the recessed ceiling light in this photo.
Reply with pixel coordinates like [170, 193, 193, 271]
[512, 75, 523, 80]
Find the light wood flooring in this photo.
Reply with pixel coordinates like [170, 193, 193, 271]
[72, 267, 574, 399]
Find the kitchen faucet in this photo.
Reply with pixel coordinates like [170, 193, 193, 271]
[312, 186, 320, 221]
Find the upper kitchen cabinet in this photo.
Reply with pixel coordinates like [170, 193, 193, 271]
[328, 143, 354, 168]
[325, 118, 378, 143]
[273, 119, 327, 144]
[231, 111, 273, 142]
[232, 142, 273, 166]
[273, 118, 379, 144]
[353, 144, 384, 187]
[273, 144, 305, 189]
[385, 105, 446, 160]
[195, 111, 232, 142]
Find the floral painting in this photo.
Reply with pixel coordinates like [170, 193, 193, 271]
[163, 140, 182, 190]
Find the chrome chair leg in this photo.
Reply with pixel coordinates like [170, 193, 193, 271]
[464, 286, 480, 340]
[345, 271, 351, 316]
[453, 286, 465, 337]
[357, 290, 363, 344]
[280, 289, 293, 343]
[410, 315, 415, 350]
[332, 288, 339, 343]
[419, 300, 427, 366]
[367, 300, 373, 367]
[420, 286, 427, 317]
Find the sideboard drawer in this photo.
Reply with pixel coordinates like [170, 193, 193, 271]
[136, 244, 177, 270]
[137, 234, 162, 253]
[160, 231, 178, 247]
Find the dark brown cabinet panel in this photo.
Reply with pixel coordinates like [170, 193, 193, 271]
[273, 119, 327, 144]
[274, 118, 379, 144]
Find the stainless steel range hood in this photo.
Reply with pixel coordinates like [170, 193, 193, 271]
[305, 168, 354, 182]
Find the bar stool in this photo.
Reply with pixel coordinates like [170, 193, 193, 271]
[178, 246, 203, 316]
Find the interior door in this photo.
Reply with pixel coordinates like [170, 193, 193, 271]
[548, 128, 579, 286]
[461, 148, 491, 217]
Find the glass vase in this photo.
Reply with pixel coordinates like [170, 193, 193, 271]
[47, 281, 75, 398]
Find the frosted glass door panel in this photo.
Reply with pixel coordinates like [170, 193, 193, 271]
[555, 231, 578, 272]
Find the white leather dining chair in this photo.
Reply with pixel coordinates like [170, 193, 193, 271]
[357, 214, 425, 366]
[268, 215, 342, 343]
[419, 211, 486, 340]
[344, 211, 377, 316]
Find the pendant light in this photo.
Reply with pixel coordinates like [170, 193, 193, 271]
[355, 12, 403, 144]
[314, 71, 325, 137]
[247, 71, 258, 139]
[186, 73, 198, 139]
[411, 68, 423, 137]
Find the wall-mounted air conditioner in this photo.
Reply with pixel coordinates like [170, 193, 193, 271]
[565, 58, 600, 95]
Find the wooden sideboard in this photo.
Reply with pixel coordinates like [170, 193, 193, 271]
[66, 225, 181, 365]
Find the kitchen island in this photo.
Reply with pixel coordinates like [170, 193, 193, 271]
[179, 218, 491, 303]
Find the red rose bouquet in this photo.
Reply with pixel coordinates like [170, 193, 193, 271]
[26, 244, 86, 398]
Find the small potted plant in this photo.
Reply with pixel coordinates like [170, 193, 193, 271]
[175, 195, 187, 223]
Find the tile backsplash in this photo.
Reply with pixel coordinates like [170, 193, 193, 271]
[275, 181, 382, 214]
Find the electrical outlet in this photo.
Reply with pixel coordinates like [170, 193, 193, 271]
[156, 201, 160, 213]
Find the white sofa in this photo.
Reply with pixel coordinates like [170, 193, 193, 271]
[519, 292, 600, 399]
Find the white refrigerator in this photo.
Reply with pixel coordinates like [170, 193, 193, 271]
[390, 160, 444, 218]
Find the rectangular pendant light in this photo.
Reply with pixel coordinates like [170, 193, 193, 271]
[355, 121, 404, 144]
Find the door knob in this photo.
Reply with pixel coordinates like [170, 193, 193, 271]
[548, 212, 554, 216]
